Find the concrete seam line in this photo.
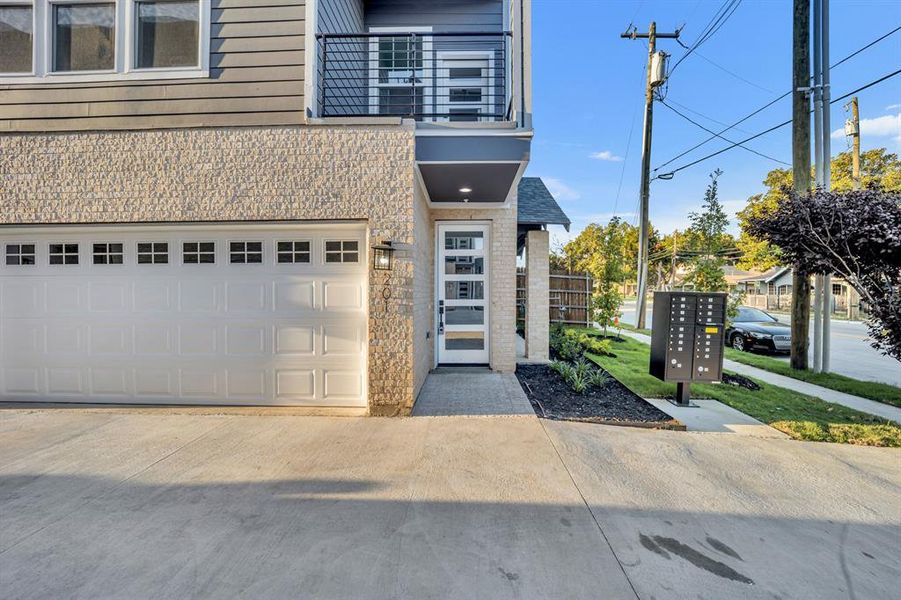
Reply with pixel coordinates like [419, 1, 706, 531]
[0, 417, 231, 557]
[536, 418, 642, 600]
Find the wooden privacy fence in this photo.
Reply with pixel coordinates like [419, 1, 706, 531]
[517, 269, 593, 327]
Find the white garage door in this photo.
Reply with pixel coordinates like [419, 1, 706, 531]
[0, 224, 368, 407]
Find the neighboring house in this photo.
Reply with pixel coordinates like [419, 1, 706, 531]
[666, 265, 760, 292]
[736, 267, 861, 317]
[0, 0, 566, 415]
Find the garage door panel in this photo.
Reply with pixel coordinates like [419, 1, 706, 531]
[4, 322, 42, 355]
[178, 281, 221, 312]
[2, 281, 41, 316]
[226, 325, 267, 356]
[275, 325, 315, 355]
[323, 282, 364, 310]
[134, 324, 174, 355]
[90, 324, 131, 355]
[274, 281, 315, 311]
[91, 368, 129, 395]
[276, 369, 316, 401]
[179, 325, 219, 356]
[47, 368, 84, 395]
[134, 281, 173, 312]
[89, 281, 129, 312]
[1, 225, 367, 407]
[225, 281, 269, 312]
[134, 369, 174, 396]
[179, 369, 220, 398]
[3, 368, 40, 394]
[45, 281, 81, 313]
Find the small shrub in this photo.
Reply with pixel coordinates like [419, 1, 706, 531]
[550, 325, 582, 361]
[588, 368, 610, 388]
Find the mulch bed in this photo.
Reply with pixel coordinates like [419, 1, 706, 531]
[515, 363, 685, 431]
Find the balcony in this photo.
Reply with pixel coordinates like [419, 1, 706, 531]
[315, 31, 514, 123]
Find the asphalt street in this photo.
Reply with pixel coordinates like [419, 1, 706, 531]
[620, 302, 901, 387]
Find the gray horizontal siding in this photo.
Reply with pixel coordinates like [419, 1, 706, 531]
[364, 0, 503, 33]
[0, 0, 306, 132]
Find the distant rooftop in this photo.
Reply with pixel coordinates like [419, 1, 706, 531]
[517, 177, 571, 230]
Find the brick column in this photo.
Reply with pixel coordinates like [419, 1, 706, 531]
[525, 229, 549, 361]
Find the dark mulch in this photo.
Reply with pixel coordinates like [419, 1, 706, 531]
[515, 363, 684, 430]
[722, 373, 762, 391]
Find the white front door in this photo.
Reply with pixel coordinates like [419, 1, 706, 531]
[437, 223, 489, 364]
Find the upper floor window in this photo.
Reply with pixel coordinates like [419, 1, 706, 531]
[0, 0, 209, 82]
[0, 4, 33, 74]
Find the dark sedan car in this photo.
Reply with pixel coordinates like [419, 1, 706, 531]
[726, 306, 792, 354]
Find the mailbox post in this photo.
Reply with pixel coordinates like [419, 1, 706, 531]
[649, 291, 727, 406]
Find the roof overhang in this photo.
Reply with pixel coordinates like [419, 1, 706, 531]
[415, 133, 531, 208]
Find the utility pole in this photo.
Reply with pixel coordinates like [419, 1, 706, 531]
[621, 22, 680, 329]
[812, 0, 832, 373]
[847, 96, 861, 189]
[790, 0, 812, 371]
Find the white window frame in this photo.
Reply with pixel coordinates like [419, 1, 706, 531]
[91, 241, 125, 265]
[182, 240, 215, 265]
[228, 240, 264, 265]
[136, 240, 169, 264]
[368, 26, 433, 120]
[4, 242, 37, 265]
[323, 239, 360, 265]
[276, 239, 311, 265]
[435, 50, 495, 123]
[0, 0, 210, 84]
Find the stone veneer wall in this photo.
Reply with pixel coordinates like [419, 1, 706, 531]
[0, 125, 418, 415]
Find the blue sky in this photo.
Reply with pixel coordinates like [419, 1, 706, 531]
[528, 0, 901, 247]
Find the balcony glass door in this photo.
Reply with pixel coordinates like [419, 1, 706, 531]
[436, 52, 494, 122]
[437, 223, 489, 364]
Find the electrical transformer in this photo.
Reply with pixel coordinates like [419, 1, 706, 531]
[650, 51, 668, 87]
[649, 291, 728, 406]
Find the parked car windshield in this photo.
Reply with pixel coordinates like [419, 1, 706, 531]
[735, 307, 777, 323]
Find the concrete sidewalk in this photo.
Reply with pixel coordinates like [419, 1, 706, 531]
[619, 329, 901, 425]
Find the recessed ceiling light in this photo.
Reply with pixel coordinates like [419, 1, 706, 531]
[459, 187, 472, 193]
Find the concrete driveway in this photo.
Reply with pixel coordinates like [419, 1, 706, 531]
[1, 409, 899, 600]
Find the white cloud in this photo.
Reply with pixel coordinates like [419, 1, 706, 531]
[831, 112, 901, 142]
[886, 104, 901, 111]
[541, 177, 581, 202]
[589, 150, 624, 162]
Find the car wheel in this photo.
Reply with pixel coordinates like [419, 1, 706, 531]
[731, 334, 746, 351]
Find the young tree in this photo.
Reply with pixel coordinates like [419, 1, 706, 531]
[685, 170, 731, 291]
[746, 186, 901, 360]
[590, 217, 628, 334]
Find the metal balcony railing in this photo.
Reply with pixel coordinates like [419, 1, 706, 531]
[316, 31, 513, 122]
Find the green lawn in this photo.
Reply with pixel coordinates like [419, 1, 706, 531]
[579, 331, 901, 447]
[616, 322, 901, 408]
[723, 348, 901, 408]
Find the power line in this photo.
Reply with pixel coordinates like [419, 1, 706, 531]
[691, 50, 776, 93]
[668, 0, 742, 78]
[659, 99, 791, 166]
[653, 25, 901, 173]
[653, 68, 901, 179]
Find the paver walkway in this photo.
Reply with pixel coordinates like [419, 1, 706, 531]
[412, 370, 534, 416]
[619, 330, 901, 424]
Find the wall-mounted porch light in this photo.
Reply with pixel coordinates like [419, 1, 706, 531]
[372, 241, 395, 271]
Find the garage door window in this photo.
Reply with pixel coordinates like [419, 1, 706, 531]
[325, 240, 359, 264]
[137, 242, 168, 264]
[6, 243, 36, 265]
[183, 241, 214, 264]
[229, 241, 262, 264]
[49, 243, 79, 265]
[277, 240, 311, 264]
[93, 242, 124, 265]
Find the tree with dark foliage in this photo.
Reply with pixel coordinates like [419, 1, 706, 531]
[746, 186, 901, 361]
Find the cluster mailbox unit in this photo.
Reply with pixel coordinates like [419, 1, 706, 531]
[649, 291, 728, 406]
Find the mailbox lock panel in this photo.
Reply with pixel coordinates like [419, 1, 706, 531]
[649, 291, 728, 384]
